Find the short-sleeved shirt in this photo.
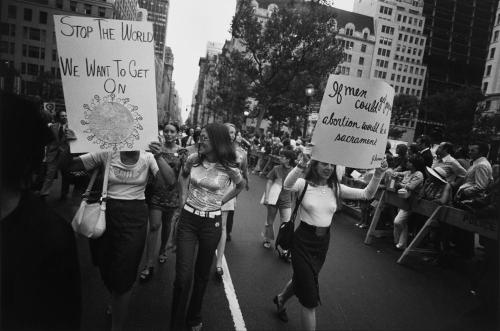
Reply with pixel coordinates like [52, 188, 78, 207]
[80, 151, 159, 200]
[184, 154, 243, 211]
[267, 165, 292, 204]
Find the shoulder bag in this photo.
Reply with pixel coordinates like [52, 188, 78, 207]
[275, 181, 309, 251]
[71, 153, 111, 238]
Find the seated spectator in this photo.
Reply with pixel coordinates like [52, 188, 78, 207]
[393, 144, 409, 172]
[454, 146, 470, 171]
[392, 155, 425, 249]
[432, 141, 467, 189]
[416, 135, 434, 168]
[419, 166, 452, 205]
[408, 142, 420, 158]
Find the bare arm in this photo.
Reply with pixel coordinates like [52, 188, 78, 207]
[178, 170, 189, 208]
[149, 142, 175, 186]
[264, 179, 273, 203]
[67, 157, 86, 172]
[222, 180, 245, 205]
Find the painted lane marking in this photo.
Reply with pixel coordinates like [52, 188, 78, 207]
[221, 256, 247, 331]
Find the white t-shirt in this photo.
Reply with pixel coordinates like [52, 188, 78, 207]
[80, 151, 159, 200]
[284, 167, 383, 227]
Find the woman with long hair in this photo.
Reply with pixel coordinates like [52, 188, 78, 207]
[214, 123, 249, 279]
[273, 153, 387, 331]
[171, 123, 245, 331]
[140, 123, 188, 282]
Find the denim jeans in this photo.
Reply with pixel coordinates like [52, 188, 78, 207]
[171, 209, 222, 329]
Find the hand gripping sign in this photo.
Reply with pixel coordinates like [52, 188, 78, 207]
[54, 15, 158, 153]
[310, 75, 394, 169]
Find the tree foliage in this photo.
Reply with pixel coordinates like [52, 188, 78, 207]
[419, 87, 484, 145]
[229, 0, 343, 131]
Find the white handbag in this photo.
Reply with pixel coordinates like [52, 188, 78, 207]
[71, 153, 111, 238]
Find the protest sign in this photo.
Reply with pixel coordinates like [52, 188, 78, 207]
[310, 75, 394, 169]
[54, 15, 157, 152]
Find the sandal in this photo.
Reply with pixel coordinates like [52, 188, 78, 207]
[215, 267, 223, 280]
[263, 241, 271, 249]
[272, 295, 288, 322]
[159, 250, 168, 264]
[139, 266, 154, 283]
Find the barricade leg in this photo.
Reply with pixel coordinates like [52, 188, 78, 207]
[364, 191, 385, 245]
[397, 206, 442, 264]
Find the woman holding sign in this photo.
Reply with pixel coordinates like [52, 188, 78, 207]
[273, 152, 387, 331]
[68, 143, 175, 331]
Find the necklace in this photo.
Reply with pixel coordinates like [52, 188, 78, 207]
[320, 186, 328, 194]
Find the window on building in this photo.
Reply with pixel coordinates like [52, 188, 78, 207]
[391, 73, 395, 80]
[24, 8, 32, 21]
[403, 16, 407, 23]
[402, 76, 406, 83]
[56, 0, 63, 9]
[418, 20, 423, 27]
[404, 34, 408, 42]
[52, 49, 57, 61]
[494, 31, 499, 43]
[8, 5, 17, 19]
[361, 44, 366, 52]
[28, 46, 39, 58]
[490, 48, 496, 59]
[398, 33, 402, 41]
[21, 63, 27, 75]
[39, 11, 47, 24]
[419, 79, 422, 85]
[346, 28, 354, 36]
[359, 57, 364, 65]
[395, 86, 399, 93]
[420, 39, 424, 46]
[486, 65, 492, 76]
[363, 32, 368, 39]
[27, 63, 39, 76]
[70, 1, 77, 11]
[393, 63, 397, 70]
[406, 87, 410, 94]
[497, 13, 500, 25]
[397, 14, 401, 22]
[357, 69, 362, 77]
[98, 7, 106, 17]
[84, 4, 92, 14]
[483, 82, 488, 93]
[396, 75, 400, 82]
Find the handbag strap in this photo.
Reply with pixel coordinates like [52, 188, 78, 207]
[100, 152, 112, 201]
[290, 181, 309, 225]
[83, 168, 99, 199]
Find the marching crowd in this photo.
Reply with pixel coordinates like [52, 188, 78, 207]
[1, 92, 498, 331]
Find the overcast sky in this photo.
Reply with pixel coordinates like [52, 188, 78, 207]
[165, 0, 355, 121]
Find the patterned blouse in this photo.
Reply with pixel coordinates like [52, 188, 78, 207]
[184, 154, 243, 211]
[148, 147, 188, 210]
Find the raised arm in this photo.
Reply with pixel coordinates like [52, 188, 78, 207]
[149, 142, 176, 186]
[340, 161, 388, 200]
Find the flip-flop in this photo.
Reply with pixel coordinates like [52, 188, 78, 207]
[272, 296, 288, 322]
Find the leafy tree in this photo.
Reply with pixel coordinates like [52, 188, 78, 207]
[419, 87, 484, 145]
[229, 0, 343, 132]
[388, 94, 419, 140]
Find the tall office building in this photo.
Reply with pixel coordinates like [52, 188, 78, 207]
[480, 2, 500, 118]
[422, 0, 498, 95]
[137, 0, 169, 60]
[0, 0, 113, 97]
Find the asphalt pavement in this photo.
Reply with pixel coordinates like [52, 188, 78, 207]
[47, 173, 497, 331]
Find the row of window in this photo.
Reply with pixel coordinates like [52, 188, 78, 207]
[374, 70, 387, 79]
[394, 85, 421, 97]
[391, 74, 423, 86]
[397, 45, 423, 57]
[0, 41, 15, 54]
[381, 25, 395, 35]
[23, 27, 46, 42]
[377, 47, 391, 57]
[393, 62, 425, 75]
[22, 45, 45, 59]
[7, 4, 107, 20]
[0, 23, 16, 37]
[379, 37, 392, 46]
[394, 55, 421, 65]
[338, 39, 355, 50]
[398, 33, 425, 45]
[396, 14, 423, 27]
[379, 6, 393, 16]
[375, 59, 389, 68]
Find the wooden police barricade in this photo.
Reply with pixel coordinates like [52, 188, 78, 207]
[341, 176, 385, 225]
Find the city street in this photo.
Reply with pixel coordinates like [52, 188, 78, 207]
[47, 173, 495, 331]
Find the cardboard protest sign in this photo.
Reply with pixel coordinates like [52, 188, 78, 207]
[310, 75, 394, 169]
[54, 15, 157, 152]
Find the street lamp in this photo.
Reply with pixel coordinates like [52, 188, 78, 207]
[303, 84, 315, 137]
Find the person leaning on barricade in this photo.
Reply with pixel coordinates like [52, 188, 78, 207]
[390, 155, 425, 250]
[171, 123, 245, 331]
[1, 92, 81, 330]
[67, 137, 176, 331]
[272, 151, 387, 331]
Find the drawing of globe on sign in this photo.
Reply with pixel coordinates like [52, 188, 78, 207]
[81, 94, 143, 151]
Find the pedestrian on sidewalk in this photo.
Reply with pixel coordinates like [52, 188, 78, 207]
[273, 153, 387, 331]
[1, 92, 81, 330]
[39, 110, 76, 201]
[140, 123, 188, 282]
[172, 123, 245, 331]
[261, 150, 296, 259]
[215, 123, 249, 280]
[68, 143, 176, 331]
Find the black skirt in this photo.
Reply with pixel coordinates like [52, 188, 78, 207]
[89, 199, 148, 294]
[291, 221, 330, 308]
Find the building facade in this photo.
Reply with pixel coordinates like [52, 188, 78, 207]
[112, 0, 138, 21]
[481, 2, 500, 117]
[0, 0, 113, 98]
[422, 0, 498, 95]
[137, 0, 169, 60]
